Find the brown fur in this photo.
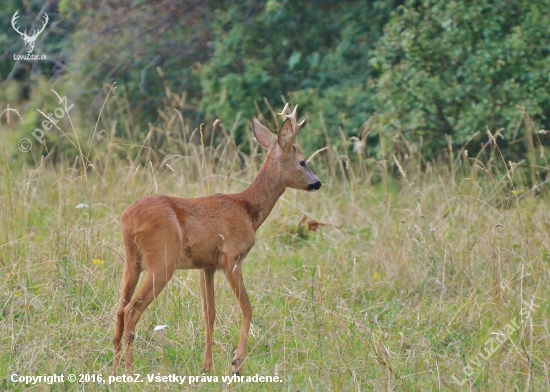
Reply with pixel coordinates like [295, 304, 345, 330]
[112, 109, 321, 375]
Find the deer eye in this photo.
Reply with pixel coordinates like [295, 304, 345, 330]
[299, 161, 306, 168]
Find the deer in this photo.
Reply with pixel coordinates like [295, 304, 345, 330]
[113, 104, 321, 375]
[11, 11, 49, 54]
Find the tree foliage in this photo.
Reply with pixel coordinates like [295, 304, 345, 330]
[373, 0, 550, 157]
[200, 1, 394, 148]
[1, 0, 550, 162]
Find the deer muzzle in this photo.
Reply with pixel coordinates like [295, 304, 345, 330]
[308, 181, 322, 191]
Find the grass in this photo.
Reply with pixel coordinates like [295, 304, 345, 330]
[0, 96, 549, 391]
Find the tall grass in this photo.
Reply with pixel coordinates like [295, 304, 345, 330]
[0, 90, 549, 391]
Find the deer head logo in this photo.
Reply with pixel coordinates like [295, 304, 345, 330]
[11, 11, 49, 54]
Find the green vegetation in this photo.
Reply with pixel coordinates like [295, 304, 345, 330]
[2, 0, 550, 164]
[1, 100, 549, 390]
[1, 0, 550, 390]
[373, 0, 550, 160]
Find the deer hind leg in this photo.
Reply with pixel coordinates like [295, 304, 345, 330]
[224, 255, 252, 375]
[123, 250, 177, 372]
[199, 268, 216, 372]
[113, 243, 141, 375]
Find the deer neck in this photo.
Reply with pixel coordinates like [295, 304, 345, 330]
[238, 152, 285, 231]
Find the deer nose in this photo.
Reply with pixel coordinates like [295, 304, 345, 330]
[308, 181, 322, 191]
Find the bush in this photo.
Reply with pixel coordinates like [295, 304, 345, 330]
[199, 1, 394, 153]
[373, 0, 550, 160]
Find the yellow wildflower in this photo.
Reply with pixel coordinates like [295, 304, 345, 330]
[92, 258, 105, 267]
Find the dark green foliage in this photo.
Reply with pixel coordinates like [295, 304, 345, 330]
[2, 0, 550, 163]
[62, 0, 212, 129]
[373, 0, 550, 159]
[200, 1, 394, 151]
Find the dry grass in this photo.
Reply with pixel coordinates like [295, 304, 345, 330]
[0, 93, 549, 391]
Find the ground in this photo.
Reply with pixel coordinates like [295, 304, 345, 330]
[0, 143, 548, 391]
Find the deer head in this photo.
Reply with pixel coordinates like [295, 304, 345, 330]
[12, 11, 49, 54]
[252, 104, 321, 191]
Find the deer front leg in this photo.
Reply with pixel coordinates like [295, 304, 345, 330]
[199, 268, 216, 372]
[224, 256, 252, 375]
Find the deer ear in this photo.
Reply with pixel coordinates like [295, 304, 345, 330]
[278, 119, 295, 151]
[252, 117, 276, 150]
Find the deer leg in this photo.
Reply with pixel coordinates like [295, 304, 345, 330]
[113, 260, 141, 375]
[199, 268, 216, 372]
[224, 257, 252, 375]
[123, 264, 175, 372]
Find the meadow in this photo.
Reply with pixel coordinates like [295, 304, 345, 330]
[0, 98, 549, 391]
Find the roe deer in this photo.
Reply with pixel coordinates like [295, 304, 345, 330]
[113, 104, 321, 375]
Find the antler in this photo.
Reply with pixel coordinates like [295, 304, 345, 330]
[30, 13, 49, 39]
[278, 103, 306, 134]
[11, 11, 27, 38]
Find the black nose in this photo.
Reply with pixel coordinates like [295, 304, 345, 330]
[308, 181, 322, 191]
